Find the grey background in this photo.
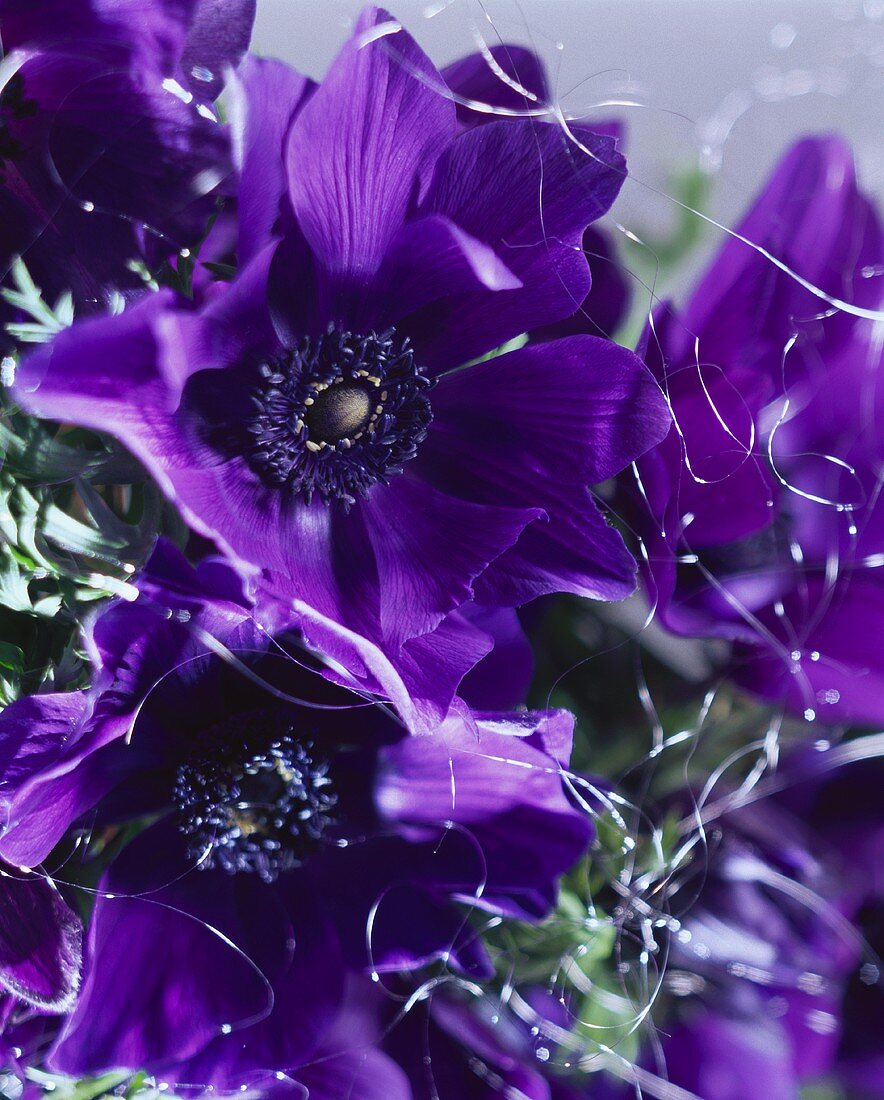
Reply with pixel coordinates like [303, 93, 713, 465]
[250, 0, 883, 286]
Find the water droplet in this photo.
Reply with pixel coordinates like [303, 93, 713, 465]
[806, 1008, 838, 1034]
[860, 962, 880, 985]
[536, 1047, 550, 1063]
[80, 200, 95, 213]
[803, 708, 816, 722]
[220, 1023, 233, 1035]
[162, 77, 193, 104]
[770, 22, 796, 49]
[191, 65, 215, 83]
[797, 971, 824, 994]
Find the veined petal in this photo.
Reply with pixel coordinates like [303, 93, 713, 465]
[285, 6, 456, 296]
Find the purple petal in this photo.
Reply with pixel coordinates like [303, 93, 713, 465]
[458, 607, 534, 711]
[662, 1012, 796, 1100]
[155, 875, 344, 1092]
[0, 0, 190, 62]
[290, 601, 495, 735]
[0, 692, 104, 868]
[530, 225, 632, 340]
[733, 574, 884, 726]
[474, 500, 641, 608]
[361, 475, 535, 648]
[420, 337, 669, 603]
[429, 336, 669, 490]
[161, 242, 280, 382]
[285, 7, 456, 300]
[295, 1049, 412, 1100]
[180, 0, 256, 98]
[376, 708, 592, 918]
[50, 820, 335, 1078]
[412, 122, 626, 369]
[316, 843, 492, 977]
[679, 137, 876, 389]
[13, 290, 180, 419]
[0, 872, 82, 1012]
[442, 44, 548, 123]
[363, 213, 522, 329]
[229, 56, 314, 263]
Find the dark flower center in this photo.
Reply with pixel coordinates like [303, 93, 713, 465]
[243, 326, 433, 507]
[173, 712, 338, 883]
[304, 382, 374, 444]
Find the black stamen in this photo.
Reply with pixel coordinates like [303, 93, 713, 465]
[243, 326, 433, 507]
[173, 713, 338, 883]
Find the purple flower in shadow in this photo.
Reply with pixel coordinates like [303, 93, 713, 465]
[0, 543, 591, 1085]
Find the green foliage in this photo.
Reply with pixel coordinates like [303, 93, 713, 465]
[20, 1071, 163, 1100]
[0, 392, 169, 703]
[0, 257, 76, 345]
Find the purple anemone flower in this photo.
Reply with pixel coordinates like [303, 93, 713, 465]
[626, 134, 884, 725]
[0, 542, 592, 1084]
[13, 6, 669, 729]
[0, 0, 255, 313]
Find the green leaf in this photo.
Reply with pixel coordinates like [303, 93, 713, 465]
[1, 256, 74, 343]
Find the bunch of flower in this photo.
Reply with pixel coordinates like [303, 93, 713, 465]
[0, 3, 881, 1099]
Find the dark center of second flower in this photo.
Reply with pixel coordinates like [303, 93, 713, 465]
[243, 326, 433, 508]
[173, 712, 338, 883]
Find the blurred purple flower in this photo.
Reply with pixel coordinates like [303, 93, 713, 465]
[0, 0, 255, 313]
[648, 744, 884, 1099]
[627, 135, 884, 725]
